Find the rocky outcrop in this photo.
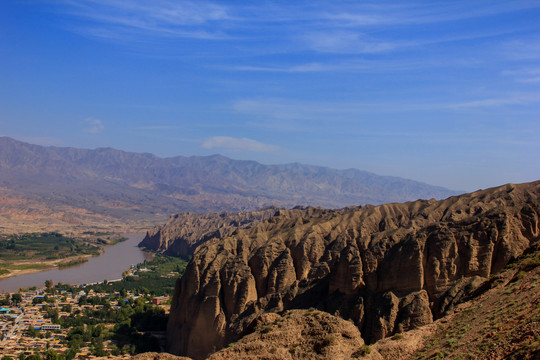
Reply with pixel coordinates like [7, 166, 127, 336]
[139, 207, 278, 257]
[131, 353, 191, 360]
[207, 309, 374, 359]
[167, 181, 540, 359]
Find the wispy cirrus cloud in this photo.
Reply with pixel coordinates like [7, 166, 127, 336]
[135, 125, 181, 130]
[50, 1, 540, 60]
[444, 94, 540, 109]
[202, 136, 280, 153]
[230, 62, 369, 73]
[299, 27, 524, 55]
[83, 117, 105, 133]
[233, 93, 540, 123]
[300, 30, 398, 54]
[56, 0, 233, 40]
[501, 38, 540, 60]
[322, 1, 540, 27]
[503, 68, 540, 83]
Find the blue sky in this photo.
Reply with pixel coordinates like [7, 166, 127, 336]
[1, 1, 539, 191]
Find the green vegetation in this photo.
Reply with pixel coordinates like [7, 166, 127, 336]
[353, 345, 372, 357]
[0, 263, 51, 271]
[85, 253, 188, 296]
[19, 284, 170, 357]
[0, 247, 189, 358]
[0, 232, 100, 261]
[55, 296, 166, 355]
[411, 249, 540, 359]
[58, 257, 88, 268]
[103, 236, 128, 246]
[82, 231, 113, 236]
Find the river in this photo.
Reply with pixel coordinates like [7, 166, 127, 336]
[0, 233, 151, 293]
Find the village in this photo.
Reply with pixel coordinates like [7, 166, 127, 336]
[0, 284, 170, 359]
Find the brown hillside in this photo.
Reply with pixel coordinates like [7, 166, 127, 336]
[166, 181, 540, 359]
[139, 207, 278, 258]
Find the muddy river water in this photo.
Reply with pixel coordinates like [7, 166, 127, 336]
[0, 233, 151, 292]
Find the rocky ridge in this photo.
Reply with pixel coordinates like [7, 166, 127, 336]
[139, 208, 278, 258]
[166, 181, 540, 359]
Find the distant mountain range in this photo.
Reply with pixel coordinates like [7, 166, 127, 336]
[0, 137, 458, 232]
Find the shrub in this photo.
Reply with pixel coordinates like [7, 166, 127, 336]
[352, 345, 371, 357]
[313, 335, 335, 354]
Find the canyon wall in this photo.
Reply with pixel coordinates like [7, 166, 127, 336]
[167, 181, 540, 359]
[139, 207, 278, 257]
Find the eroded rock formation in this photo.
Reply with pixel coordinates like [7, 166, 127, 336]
[207, 309, 370, 359]
[139, 207, 277, 257]
[167, 181, 540, 359]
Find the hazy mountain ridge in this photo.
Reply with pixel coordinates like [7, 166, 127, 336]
[0, 137, 457, 232]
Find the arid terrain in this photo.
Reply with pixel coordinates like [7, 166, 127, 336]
[201, 246, 540, 360]
[164, 181, 539, 359]
[140, 207, 278, 257]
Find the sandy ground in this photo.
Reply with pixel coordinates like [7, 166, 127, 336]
[0, 254, 95, 280]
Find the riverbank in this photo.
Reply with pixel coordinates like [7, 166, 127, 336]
[0, 253, 95, 280]
[0, 233, 149, 292]
[0, 232, 145, 281]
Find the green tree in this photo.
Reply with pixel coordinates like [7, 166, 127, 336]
[91, 338, 108, 356]
[24, 355, 41, 360]
[44, 279, 55, 294]
[10, 293, 22, 305]
[0, 294, 9, 306]
[44, 350, 59, 360]
[65, 343, 79, 360]
[25, 326, 40, 338]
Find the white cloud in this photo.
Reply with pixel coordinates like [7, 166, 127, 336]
[502, 67, 540, 83]
[301, 30, 398, 54]
[136, 125, 180, 130]
[232, 94, 540, 126]
[444, 94, 540, 109]
[58, 0, 233, 40]
[83, 117, 105, 133]
[322, 1, 540, 27]
[202, 136, 280, 153]
[231, 63, 334, 73]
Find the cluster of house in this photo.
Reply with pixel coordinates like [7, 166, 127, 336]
[0, 290, 73, 356]
[0, 288, 170, 358]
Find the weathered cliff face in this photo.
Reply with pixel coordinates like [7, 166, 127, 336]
[139, 207, 277, 257]
[167, 181, 540, 359]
